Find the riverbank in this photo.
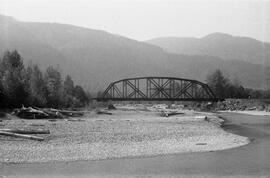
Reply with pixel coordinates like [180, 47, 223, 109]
[1, 111, 270, 177]
[0, 105, 249, 163]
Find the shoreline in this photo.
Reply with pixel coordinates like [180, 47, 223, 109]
[220, 110, 270, 116]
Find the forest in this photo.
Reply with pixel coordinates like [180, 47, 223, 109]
[0, 50, 90, 109]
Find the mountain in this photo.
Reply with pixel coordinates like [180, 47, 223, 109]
[146, 33, 270, 66]
[0, 15, 269, 91]
[0, 15, 170, 91]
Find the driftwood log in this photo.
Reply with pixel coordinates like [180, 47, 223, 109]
[0, 131, 44, 141]
[96, 110, 112, 115]
[160, 111, 184, 117]
[0, 128, 50, 134]
[14, 107, 49, 119]
[14, 107, 84, 119]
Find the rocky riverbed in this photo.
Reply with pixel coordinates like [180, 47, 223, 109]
[0, 104, 249, 163]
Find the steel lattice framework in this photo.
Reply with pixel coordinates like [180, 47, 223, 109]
[97, 77, 218, 102]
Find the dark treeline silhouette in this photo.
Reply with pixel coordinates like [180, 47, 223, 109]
[0, 50, 90, 108]
[206, 69, 270, 99]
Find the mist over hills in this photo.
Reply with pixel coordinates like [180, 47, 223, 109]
[146, 33, 270, 66]
[0, 15, 269, 91]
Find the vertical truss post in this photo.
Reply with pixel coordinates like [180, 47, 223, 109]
[145, 79, 149, 98]
[122, 81, 124, 98]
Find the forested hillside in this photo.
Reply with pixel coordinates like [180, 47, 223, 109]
[1, 15, 269, 91]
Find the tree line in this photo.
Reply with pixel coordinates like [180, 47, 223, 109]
[0, 50, 269, 109]
[206, 69, 270, 99]
[0, 50, 90, 108]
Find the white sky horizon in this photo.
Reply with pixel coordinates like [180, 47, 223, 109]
[0, 0, 269, 42]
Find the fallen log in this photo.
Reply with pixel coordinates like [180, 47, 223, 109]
[41, 108, 64, 118]
[14, 107, 50, 119]
[0, 128, 50, 134]
[41, 108, 84, 117]
[160, 111, 184, 117]
[96, 110, 112, 115]
[58, 110, 84, 117]
[29, 124, 45, 127]
[14, 106, 84, 119]
[67, 118, 85, 122]
[0, 131, 44, 141]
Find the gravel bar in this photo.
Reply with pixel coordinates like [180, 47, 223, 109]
[0, 105, 249, 163]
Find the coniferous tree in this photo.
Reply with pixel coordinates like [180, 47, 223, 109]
[0, 50, 28, 107]
[206, 69, 230, 98]
[63, 75, 76, 107]
[44, 66, 63, 107]
[63, 75, 74, 96]
[26, 65, 47, 106]
[74, 85, 88, 106]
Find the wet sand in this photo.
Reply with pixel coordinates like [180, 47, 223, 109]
[1, 112, 270, 177]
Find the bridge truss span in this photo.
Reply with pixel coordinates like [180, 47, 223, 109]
[98, 77, 219, 102]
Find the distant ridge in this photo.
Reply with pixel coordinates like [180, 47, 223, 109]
[0, 15, 269, 91]
[146, 32, 270, 66]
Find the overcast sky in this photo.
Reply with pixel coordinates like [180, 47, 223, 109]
[0, 0, 269, 42]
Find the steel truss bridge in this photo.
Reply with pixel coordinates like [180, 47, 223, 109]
[97, 77, 219, 102]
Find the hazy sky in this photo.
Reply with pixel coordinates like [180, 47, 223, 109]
[0, 0, 269, 42]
